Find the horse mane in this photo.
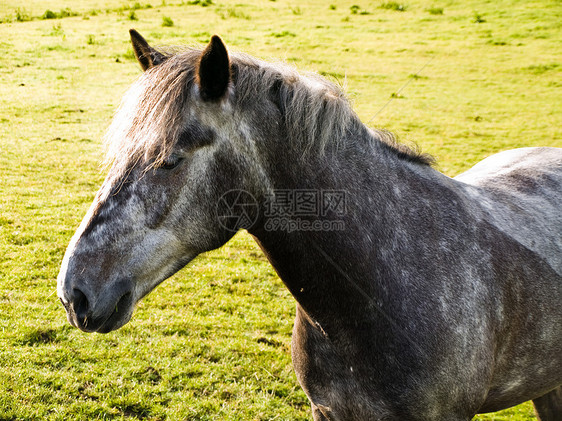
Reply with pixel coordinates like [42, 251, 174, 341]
[232, 53, 354, 156]
[103, 46, 434, 177]
[231, 54, 434, 166]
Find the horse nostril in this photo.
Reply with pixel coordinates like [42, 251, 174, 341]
[72, 288, 90, 322]
[115, 291, 131, 314]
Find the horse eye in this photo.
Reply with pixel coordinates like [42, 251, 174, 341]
[159, 155, 183, 170]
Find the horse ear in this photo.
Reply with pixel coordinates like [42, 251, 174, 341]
[197, 35, 231, 101]
[129, 29, 166, 71]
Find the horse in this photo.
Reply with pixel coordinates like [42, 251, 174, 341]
[57, 30, 562, 420]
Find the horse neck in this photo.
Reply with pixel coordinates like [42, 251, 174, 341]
[248, 120, 463, 324]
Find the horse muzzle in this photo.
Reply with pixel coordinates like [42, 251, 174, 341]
[58, 278, 135, 333]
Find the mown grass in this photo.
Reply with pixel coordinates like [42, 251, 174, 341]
[0, 0, 560, 419]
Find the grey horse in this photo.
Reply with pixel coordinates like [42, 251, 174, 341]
[57, 31, 562, 420]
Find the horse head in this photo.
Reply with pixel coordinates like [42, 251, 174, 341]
[57, 32, 272, 332]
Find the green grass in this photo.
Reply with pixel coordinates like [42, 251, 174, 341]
[427, 6, 443, 15]
[0, 0, 560, 419]
[379, 2, 408, 11]
[161, 15, 174, 26]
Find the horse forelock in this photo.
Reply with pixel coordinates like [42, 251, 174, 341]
[102, 45, 433, 180]
[103, 49, 200, 178]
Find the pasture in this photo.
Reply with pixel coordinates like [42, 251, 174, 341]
[0, 0, 560, 419]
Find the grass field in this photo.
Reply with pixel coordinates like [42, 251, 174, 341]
[0, 0, 560, 419]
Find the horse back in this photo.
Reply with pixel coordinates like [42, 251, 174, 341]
[455, 147, 562, 276]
